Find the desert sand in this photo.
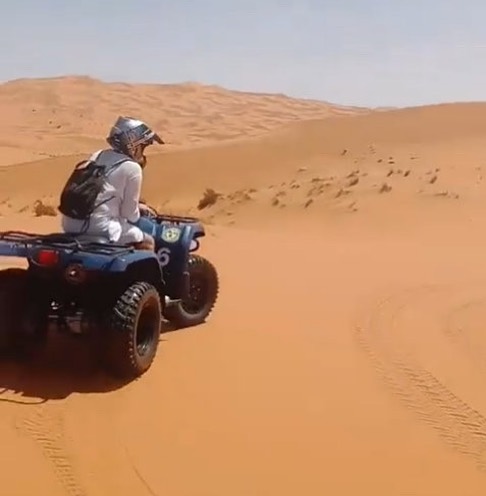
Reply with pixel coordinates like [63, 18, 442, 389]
[1, 76, 486, 495]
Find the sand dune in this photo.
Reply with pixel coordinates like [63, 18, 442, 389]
[0, 75, 369, 165]
[2, 100, 486, 225]
[2, 77, 486, 495]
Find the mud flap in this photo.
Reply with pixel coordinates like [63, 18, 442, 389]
[181, 270, 190, 296]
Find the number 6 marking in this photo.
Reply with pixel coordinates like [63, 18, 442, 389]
[157, 247, 171, 267]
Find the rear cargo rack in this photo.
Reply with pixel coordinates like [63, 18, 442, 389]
[0, 231, 136, 256]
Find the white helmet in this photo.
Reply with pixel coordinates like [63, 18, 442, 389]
[106, 116, 164, 165]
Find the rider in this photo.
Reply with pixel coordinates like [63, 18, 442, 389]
[61, 116, 164, 250]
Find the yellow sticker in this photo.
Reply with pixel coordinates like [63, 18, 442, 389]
[162, 227, 181, 243]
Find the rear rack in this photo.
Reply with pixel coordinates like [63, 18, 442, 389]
[0, 231, 135, 256]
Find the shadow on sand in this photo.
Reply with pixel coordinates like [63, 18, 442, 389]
[0, 322, 179, 403]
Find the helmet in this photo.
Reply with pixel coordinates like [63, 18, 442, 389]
[106, 116, 164, 166]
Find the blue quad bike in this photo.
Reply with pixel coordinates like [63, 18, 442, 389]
[0, 206, 219, 380]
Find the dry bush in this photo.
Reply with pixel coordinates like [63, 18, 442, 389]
[33, 199, 57, 217]
[197, 188, 221, 210]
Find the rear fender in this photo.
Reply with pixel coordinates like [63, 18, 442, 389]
[27, 248, 161, 273]
[0, 241, 30, 258]
[124, 258, 164, 290]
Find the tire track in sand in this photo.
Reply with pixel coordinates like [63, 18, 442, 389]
[12, 385, 162, 496]
[441, 298, 486, 377]
[353, 283, 486, 472]
[15, 403, 87, 496]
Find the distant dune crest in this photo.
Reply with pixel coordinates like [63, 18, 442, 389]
[0, 75, 369, 165]
[0, 75, 485, 169]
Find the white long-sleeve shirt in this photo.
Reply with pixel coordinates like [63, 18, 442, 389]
[61, 149, 144, 243]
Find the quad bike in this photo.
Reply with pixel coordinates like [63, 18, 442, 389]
[0, 205, 219, 380]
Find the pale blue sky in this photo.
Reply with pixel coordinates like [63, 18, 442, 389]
[2, 0, 486, 107]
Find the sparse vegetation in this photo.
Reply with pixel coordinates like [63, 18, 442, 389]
[197, 188, 221, 210]
[33, 199, 57, 216]
[379, 183, 392, 193]
[227, 190, 252, 203]
[335, 188, 351, 198]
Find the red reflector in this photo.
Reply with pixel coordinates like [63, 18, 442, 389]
[36, 249, 59, 265]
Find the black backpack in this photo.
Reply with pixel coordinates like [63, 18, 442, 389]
[58, 150, 128, 220]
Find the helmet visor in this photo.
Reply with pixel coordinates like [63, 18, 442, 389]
[150, 132, 164, 144]
[140, 127, 164, 146]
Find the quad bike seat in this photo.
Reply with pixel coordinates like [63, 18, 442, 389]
[39, 232, 131, 246]
[71, 234, 136, 247]
[72, 234, 111, 245]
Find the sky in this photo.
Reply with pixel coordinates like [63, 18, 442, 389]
[1, 0, 486, 107]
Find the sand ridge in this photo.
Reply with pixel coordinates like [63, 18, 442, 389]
[0, 75, 370, 166]
[1, 76, 486, 495]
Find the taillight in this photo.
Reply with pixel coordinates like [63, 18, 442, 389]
[35, 249, 59, 266]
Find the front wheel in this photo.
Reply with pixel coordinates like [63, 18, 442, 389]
[104, 281, 162, 379]
[164, 255, 219, 328]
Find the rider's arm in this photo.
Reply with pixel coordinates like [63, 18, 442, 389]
[120, 161, 143, 223]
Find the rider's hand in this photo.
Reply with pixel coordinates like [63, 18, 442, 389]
[139, 202, 150, 216]
[139, 202, 158, 217]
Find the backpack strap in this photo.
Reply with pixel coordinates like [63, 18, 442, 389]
[72, 149, 105, 171]
[92, 149, 130, 174]
[86, 150, 131, 214]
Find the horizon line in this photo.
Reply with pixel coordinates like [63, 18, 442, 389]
[2, 72, 486, 111]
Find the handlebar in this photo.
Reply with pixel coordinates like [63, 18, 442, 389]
[139, 203, 201, 224]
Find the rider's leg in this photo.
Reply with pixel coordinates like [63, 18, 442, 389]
[133, 216, 157, 237]
[134, 232, 155, 251]
[130, 217, 158, 251]
[119, 224, 155, 251]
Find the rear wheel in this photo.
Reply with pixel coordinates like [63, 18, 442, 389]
[164, 255, 219, 328]
[104, 281, 162, 379]
[0, 268, 47, 357]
